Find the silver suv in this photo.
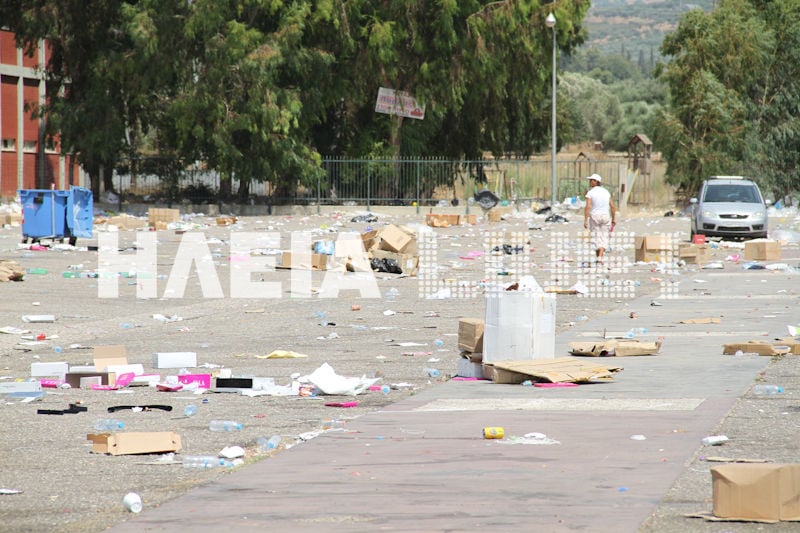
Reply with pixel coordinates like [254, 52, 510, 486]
[690, 176, 768, 239]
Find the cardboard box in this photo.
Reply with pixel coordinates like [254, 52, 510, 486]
[148, 208, 180, 229]
[369, 249, 419, 276]
[425, 213, 461, 227]
[775, 338, 800, 355]
[87, 432, 182, 456]
[463, 214, 477, 225]
[103, 214, 148, 230]
[723, 341, 791, 356]
[568, 339, 662, 357]
[30, 362, 69, 379]
[278, 252, 328, 271]
[458, 318, 485, 353]
[361, 230, 379, 252]
[216, 216, 237, 226]
[485, 357, 622, 384]
[483, 291, 556, 363]
[0, 381, 43, 393]
[379, 225, 414, 253]
[177, 373, 211, 389]
[214, 377, 276, 391]
[744, 240, 781, 261]
[152, 352, 197, 369]
[635, 235, 674, 263]
[65, 371, 117, 388]
[679, 243, 711, 264]
[93, 345, 128, 371]
[712, 463, 800, 522]
[487, 207, 511, 222]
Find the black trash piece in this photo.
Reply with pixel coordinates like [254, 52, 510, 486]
[473, 188, 500, 210]
[502, 244, 525, 255]
[37, 403, 88, 415]
[536, 206, 552, 215]
[664, 210, 674, 217]
[351, 214, 378, 223]
[545, 214, 568, 223]
[370, 258, 402, 274]
[107, 404, 173, 413]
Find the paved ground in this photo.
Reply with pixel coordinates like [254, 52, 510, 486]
[1, 205, 798, 532]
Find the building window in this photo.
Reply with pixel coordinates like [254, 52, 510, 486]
[1, 139, 15, 151]
[23, 140, 37, 152]
[44, 138, 56, 153]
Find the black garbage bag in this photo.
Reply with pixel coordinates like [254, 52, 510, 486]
[545, 214, 568, 223]
[473, 188, 500, 210]
[370, 257, 403, 274]
[351, 214, 379, 223]
[536, 206, 552, 215]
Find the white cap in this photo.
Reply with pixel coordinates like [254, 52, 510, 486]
[588, 173, 602, 183]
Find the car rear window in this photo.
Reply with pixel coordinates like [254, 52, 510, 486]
[703, 185, 760, 203]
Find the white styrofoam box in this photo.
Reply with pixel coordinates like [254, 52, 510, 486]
[457, 358, 485, 379]
[106, 364, 145, 376]
[30, 362, 69, 379]
[483, 291, 556, 363]
[129, 374, 161, 387]
[152, 352, 197, 369]
[0, 381, 43, 393]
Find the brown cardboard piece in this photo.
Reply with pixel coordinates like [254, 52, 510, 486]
[484, 357, 622, 384]
[458, 318, 484, 353]
[101, 214, 148, 230]
[568, 339, 662, 357]
[93, 345, 128, 371]
[0, 260, 25, 282]
[710, 463, 800, 522]
[87, 432, 182, 455]
[744, 240, 781, 261]
[635, 235, 674, 262]
[378, 224, 415, 253]
[425, 213, 460, 227]
[679, 243, 711, 264]
[722, 341, 791, 356]
[278, 252, 327, 271]
[775, 338, 800, 355]
[148, 208, 180, 229]
[679, 317, 721, 324]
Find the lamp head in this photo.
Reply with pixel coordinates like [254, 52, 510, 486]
[545, 13, 556, 28]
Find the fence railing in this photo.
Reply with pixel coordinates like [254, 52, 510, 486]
[111, 156, 656, 207]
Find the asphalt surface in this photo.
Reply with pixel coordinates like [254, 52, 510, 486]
[99, 221, 799, 532]
[1, 205, 798, 532]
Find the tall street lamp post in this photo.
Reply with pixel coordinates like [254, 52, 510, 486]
[545, 12, 557, 205]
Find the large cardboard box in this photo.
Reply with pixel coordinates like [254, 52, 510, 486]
[458, 318, 484, 353]
[712, 463, 800, 522]
[635, 235, 674, 262]
[722, 341, 791, 356]
[279, 252, 327, 271]
[361, 230, 379, 252]
[148, 208, 180, 229]
[487, 207, 511, 222]
[93, 345, 128, 371]
[744, 240, 781, 261]
[379, 225, 415, 253]
[679, 243, 711, 264]
[87, 432, 182, 455]
[65, 371, 117, 388]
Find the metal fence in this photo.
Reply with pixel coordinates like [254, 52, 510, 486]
[112, 156, 651, 207]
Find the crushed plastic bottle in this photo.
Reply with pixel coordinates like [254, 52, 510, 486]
[624, 327, 648, 338]
[94, 418, 125, 431]
[381, 384, 391, 394]
[181, 456, 234, 468]
[209, 420, 243, 431]
[183, 404, 198, 417]
[257, 435, 281, 452]
[753, 384, 783, 395]
[434, 339, 445, 348]
[423, 367, 440, 378]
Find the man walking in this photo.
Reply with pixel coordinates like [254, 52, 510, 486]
[583, 173, 616, 264]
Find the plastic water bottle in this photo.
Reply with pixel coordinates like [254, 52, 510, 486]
[183, 404, 198, 417]
[181, 456, 234, 468]
[209, 420, 243, 431]
[257, 435, 281, 452]
[94, 418, 125, 431]
[424, 367, 440, 378]
[753, 384, 783, 395]
[381, 384, 391, 394]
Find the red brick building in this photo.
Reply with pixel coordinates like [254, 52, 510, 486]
[0, 29, 85, 199]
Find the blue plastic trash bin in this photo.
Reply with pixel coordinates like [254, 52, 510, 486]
[19, 187, 93, 242]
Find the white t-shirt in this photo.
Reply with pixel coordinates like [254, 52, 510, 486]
[585, 185, 611, 216]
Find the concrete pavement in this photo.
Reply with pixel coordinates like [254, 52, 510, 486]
[108, 266, 797, 532]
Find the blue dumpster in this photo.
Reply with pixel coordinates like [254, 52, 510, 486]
[19, 187, 93, 243]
